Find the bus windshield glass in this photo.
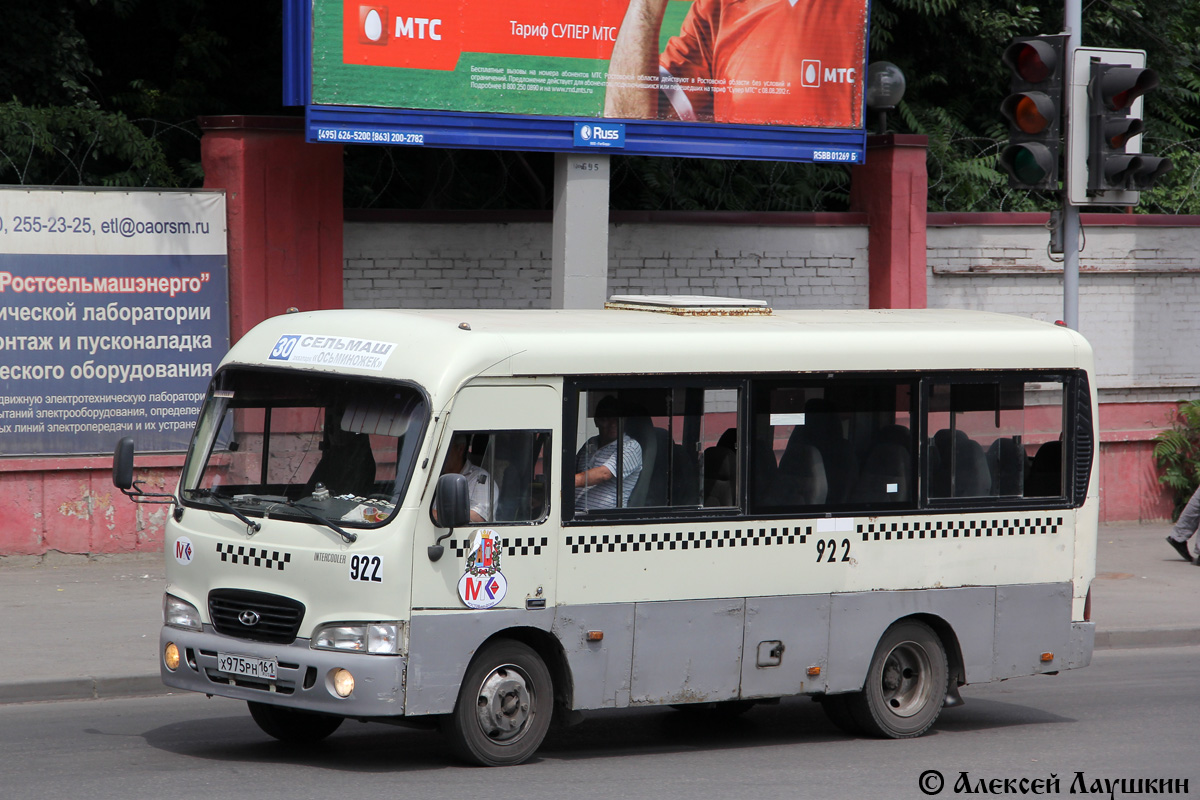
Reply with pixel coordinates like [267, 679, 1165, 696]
[179, 367, 428, 527]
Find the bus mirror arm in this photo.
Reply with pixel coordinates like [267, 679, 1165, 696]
[112, 437, 177, 505]
[429, 473, 471, 561]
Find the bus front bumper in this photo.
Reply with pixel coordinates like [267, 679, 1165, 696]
[159, 625, 407, 717]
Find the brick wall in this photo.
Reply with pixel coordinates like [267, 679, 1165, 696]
[927, 218, 1200, 401]
[343, 216, 870, 311]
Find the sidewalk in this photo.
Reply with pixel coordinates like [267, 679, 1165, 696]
[0, 522, 1196, 705]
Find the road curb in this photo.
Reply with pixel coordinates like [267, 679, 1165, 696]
[0, 675, 168, 706]
[1094, 627, 1200, 650]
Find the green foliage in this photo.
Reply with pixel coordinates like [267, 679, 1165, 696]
[1153, 399, 1200, 520]
[0, 0, 285, 189]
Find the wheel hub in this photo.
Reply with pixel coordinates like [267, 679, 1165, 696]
[880, 642, 933, 718]
[475, 665, 534, 742]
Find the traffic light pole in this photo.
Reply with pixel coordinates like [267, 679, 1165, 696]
[1062, 0, 1081, 330]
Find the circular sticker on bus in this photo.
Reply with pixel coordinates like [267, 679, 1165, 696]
[174, 536, 194, 565]
[457, 529, 507, 609]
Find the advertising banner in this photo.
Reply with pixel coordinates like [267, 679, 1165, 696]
[314, 0, 869, 130]
[0, 189, 229, 457]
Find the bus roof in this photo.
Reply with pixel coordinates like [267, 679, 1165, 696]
[225, 306, 1093, 401]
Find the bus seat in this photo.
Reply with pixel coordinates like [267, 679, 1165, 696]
[773, 442, 827, 506]
[987, 437, 1025, 496]
[670, 441, 700, 505]
[626, 418, 670, 507]
[703, 445, 736, 506]
[1027, 440, 1063, 497]
[931, 429, 991, 498]
[308, 431, 376, 498]
[853, 442, 910, 503]
[781, 399, 858, 503]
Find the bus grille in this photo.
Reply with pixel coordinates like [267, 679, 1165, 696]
[208, 589, 305, 644]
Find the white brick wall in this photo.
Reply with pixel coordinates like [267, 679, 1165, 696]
[928, 223, 1200, 398]
[343, 217, 1200, 399]
[343, 220, 869, 311]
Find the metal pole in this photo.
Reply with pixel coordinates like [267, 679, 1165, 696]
[1062, 0, 1082, 329]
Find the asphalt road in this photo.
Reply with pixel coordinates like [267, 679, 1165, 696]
[2, 646, 1195, 800]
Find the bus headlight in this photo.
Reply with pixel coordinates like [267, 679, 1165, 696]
[163, 594, 202, 631]
[311, 622, 403, 655]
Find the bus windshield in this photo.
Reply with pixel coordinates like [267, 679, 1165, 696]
[179, 367, 428, 527]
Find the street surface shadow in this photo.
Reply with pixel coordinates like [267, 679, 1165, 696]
[137, 692, 1069, 770]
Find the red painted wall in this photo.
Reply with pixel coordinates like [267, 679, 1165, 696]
[0, 118, 344, 557]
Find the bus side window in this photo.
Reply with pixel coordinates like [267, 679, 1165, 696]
[434, 430, 550, 524]
[926, 379, 1065, 500]
[573, 386, 739, 515]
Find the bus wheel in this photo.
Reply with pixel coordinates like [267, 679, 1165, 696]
[445, 640, 553, 766]
[849, 620, 947, 739]
[247, 701, 343, 744]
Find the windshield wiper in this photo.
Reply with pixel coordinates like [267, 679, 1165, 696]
[272, 500, 357, 544]
[188, 489, 261, 534]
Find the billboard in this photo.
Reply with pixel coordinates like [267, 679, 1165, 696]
[0, 189, 229, 457]
[290, 0, 870, 162]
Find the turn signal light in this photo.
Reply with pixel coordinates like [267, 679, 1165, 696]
[1040, 652, 1054, 663]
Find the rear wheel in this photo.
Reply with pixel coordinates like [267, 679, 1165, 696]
[247, 701, 344, 744]
[444, 640, 553, 766]
[848, 620, 947, 738]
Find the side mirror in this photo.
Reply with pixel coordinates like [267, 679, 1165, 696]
[429, 472, 470, 561]
[112, 436, 176, 506]
[113, 437, 135, 490]
[434, 472, 471, 529]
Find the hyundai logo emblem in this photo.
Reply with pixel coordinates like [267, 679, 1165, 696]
[238, 609, 261, 627]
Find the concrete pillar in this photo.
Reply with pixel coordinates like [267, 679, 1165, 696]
[199, 115, 345, 342]
[849, 134, 929, 309]
[551, 152, 610, 309]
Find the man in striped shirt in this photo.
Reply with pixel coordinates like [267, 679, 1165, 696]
[574, 396, 643, 511]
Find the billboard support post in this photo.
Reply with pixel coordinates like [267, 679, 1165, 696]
[551, 153, 611, 309]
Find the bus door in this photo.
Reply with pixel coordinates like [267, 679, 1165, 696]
[410, 384, 559, 614]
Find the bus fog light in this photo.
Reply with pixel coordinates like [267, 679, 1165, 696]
[164, 642, 181, 671]
[331, 668, 355, 698]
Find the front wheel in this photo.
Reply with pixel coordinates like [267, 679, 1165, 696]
[247, 701, 344, 744]
[848, 620, 948, 738]
[444, 640, 553, 766]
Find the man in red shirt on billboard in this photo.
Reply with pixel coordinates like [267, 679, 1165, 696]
[604, 0, 867, 129]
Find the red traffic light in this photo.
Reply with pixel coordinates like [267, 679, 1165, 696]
[1095, 66, 1160, 111]
[1003, 40, 1060, 83]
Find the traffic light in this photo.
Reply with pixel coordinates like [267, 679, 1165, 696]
[1088, 62, 1172, 194]
[999, 35, 1066, 190]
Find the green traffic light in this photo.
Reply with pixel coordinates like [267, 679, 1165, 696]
[1000, 142, 1054, 187]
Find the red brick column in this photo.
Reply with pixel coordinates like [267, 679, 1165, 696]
[849, 134, 929, 309]
[199, 116, 345, 342]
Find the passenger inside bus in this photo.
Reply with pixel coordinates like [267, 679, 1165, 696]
[439, 434, 498, 522]
[307, 406, 376, 498]
[575, 396, 643, 510]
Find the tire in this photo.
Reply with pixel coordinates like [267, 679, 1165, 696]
[444, 640, 553, 766]
[848, 620, 948, 739]
[247, 701, 344, 744]
[818, 693, 864, 736]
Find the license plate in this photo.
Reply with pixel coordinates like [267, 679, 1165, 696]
[217, 652, 278, 680]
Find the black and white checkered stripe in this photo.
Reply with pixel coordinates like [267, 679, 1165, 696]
[215, 543, 292, 571]
[859, 516, 1063, 541]
[565, 527, 807, 554]
[450, 536, 550, 559]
